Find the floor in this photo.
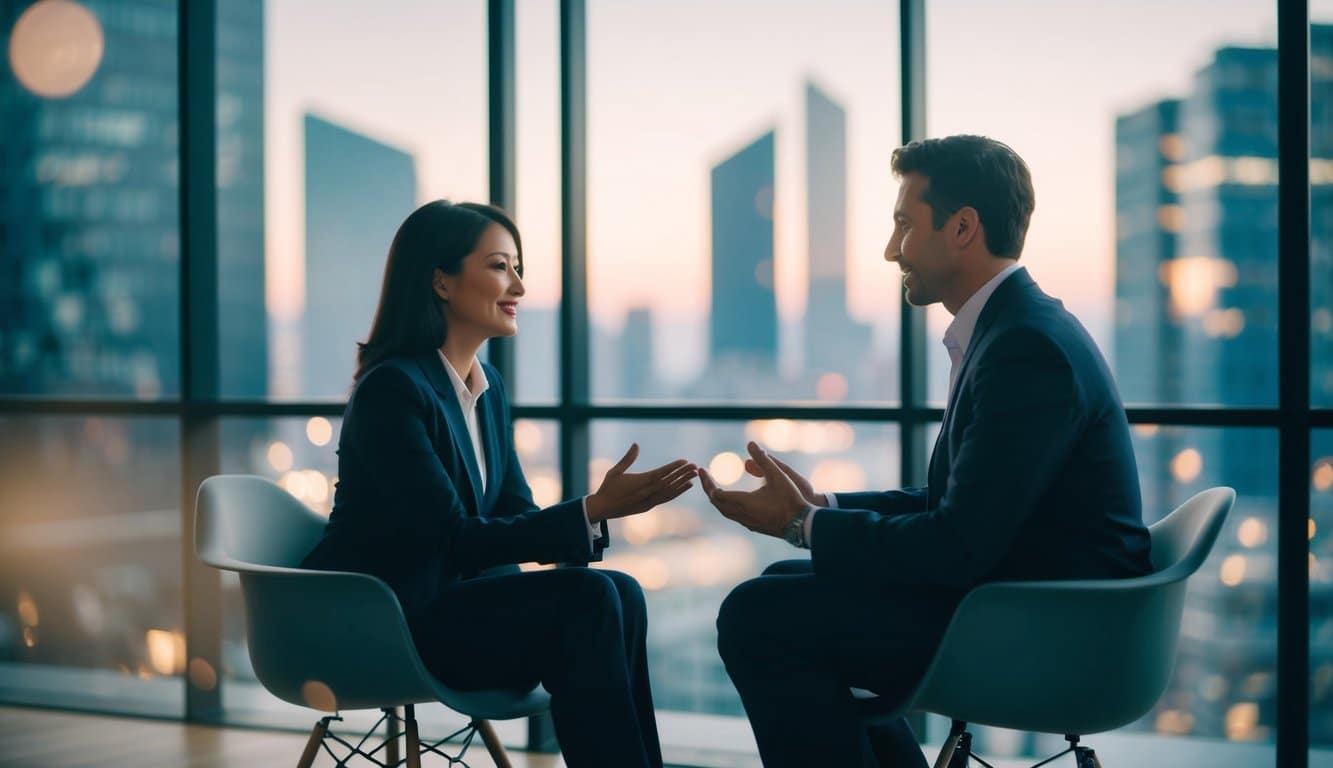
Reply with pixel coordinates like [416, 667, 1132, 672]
[0, 705, 565, 767]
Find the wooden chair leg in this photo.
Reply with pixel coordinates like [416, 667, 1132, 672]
[475, 719, 513, 768]
[295, 719, 328, 768]
[932, 720, 967, 768]
[404, 705, 422, 768]
[384, 707, 400, 766]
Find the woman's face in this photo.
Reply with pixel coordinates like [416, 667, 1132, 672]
[434, 222, 525, 341]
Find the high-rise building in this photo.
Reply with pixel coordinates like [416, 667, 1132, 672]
[217, 0, 268, 398]
[1114, 27, 1333, 743]
[804, 81, 871, 395]
[1313, 23, 1333, 409]
[0, 0, 264, 679]
[1114, 98, 1183, 516]
[709, 130, 777, 374]
[0, 0, 266, 398]
[301, 114, 417, 398]
[620, 306, 656, 399]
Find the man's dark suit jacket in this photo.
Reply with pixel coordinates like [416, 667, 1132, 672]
[301, 353, 606, 620]
[813, 267, 1152, 588]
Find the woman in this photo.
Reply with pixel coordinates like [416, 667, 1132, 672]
[302, 200, 693, 768]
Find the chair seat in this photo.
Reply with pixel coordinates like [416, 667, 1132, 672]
[854, 488, 1234, 738]
[435, 686, 552, 722]
[196, 475, 553, 723]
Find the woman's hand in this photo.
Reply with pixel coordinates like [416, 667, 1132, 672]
[586, 443, 697, 523]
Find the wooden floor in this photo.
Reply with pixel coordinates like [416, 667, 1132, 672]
[0, 706, 566, 767]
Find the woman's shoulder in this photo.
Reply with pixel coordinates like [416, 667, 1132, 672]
[353, 355, 433, 402]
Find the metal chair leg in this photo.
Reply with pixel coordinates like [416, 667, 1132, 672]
[932, 720, 968, 768]
[475, 719, 513, 768]
[296, 717, 330, 768]
[404, 704, 422, 768]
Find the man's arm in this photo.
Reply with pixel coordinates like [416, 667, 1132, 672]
[810, 327, 1084, 588]
[824, 488, 929, 517]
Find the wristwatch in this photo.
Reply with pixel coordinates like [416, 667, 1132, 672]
[783, 505, 811, 549]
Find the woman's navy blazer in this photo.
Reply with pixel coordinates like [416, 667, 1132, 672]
[301, 353, 607, 619]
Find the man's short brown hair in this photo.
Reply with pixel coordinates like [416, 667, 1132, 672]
[890, 135, 1035, 259]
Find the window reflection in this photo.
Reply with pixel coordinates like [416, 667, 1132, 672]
[1, 0, 181, 399]
[591, 419, 899, 715]
[0, 415, 181, 715]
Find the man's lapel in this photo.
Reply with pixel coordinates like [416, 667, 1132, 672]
[925, 268, 1035, 506]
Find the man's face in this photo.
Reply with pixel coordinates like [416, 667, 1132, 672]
[884, 172, 956, 307]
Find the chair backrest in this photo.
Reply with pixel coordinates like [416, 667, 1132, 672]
[896, 486, 1236, 735]
[1146, 486, 1235, 581]
[195, 475, 328, 571]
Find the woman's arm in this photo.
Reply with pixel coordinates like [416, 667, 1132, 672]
[351, 364, 593, 572]
[484, 366, 609, 559]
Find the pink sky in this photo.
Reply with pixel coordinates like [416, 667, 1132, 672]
[265, 0, 1311, 360]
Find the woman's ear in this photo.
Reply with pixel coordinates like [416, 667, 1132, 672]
[432, 268, 449, 302]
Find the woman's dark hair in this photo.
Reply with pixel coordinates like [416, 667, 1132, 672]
[354, 200, 523, 382]
[890, 135, 1035, 259]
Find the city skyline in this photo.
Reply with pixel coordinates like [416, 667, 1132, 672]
[2, 0, 1331, 761]
[263, 0, 1315, 386]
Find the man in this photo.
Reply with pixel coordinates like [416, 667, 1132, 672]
[699, 135, 1153, 767]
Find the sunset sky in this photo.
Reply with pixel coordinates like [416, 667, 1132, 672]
[263, 0, 1325, 376]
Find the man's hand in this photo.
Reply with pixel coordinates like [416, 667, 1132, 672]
[586, 443, 697, 524]
[743, 452, 828, 508]
[698, 441, 808, 538]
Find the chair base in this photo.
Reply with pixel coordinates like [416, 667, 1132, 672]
[933, 720, 1103, 768]
[294, 704, 512, 767]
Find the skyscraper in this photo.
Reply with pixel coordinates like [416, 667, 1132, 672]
[301, 113, 417, 398]
[0, 0, 264, 683]
[620, 306, 656, 399]
[709, 130, 777, 374]
[804, 81, 871, 397]
[1313, 23, 1333, 409]
[217, 0, 268, 398]
[1114, 98, 1183, 515]
[0, 0, 266, 398]
[1114, 27, 1333, 743]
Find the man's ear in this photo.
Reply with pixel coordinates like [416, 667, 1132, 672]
[432, 268, 449, 302]
[953, 206, 982, 250]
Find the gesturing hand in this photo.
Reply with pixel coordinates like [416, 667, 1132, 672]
[586, 443, 697, 524]
[699, 441, 808, 538]
[743, 451, 827, 508]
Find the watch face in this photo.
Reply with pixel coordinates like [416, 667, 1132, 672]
[784, 514, 805, 547]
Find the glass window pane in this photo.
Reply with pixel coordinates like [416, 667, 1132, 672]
[586, 2, 901, 404]
[1, 1, 180, 399]
[1136, 426, 1275, 751]
[215, 415, 554, 753]
[219, 1, 488, 401]
[589, 419, 898, 745]
[1315, 430, 1333, 753]
[217, 416, 345, 727]
[921, 426, 1276, 763]
[1315, 11, 1333, 408]
[511, 0, 560, 405]
[0, 415, 182, 716]
[926, 2, 1277, 408]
